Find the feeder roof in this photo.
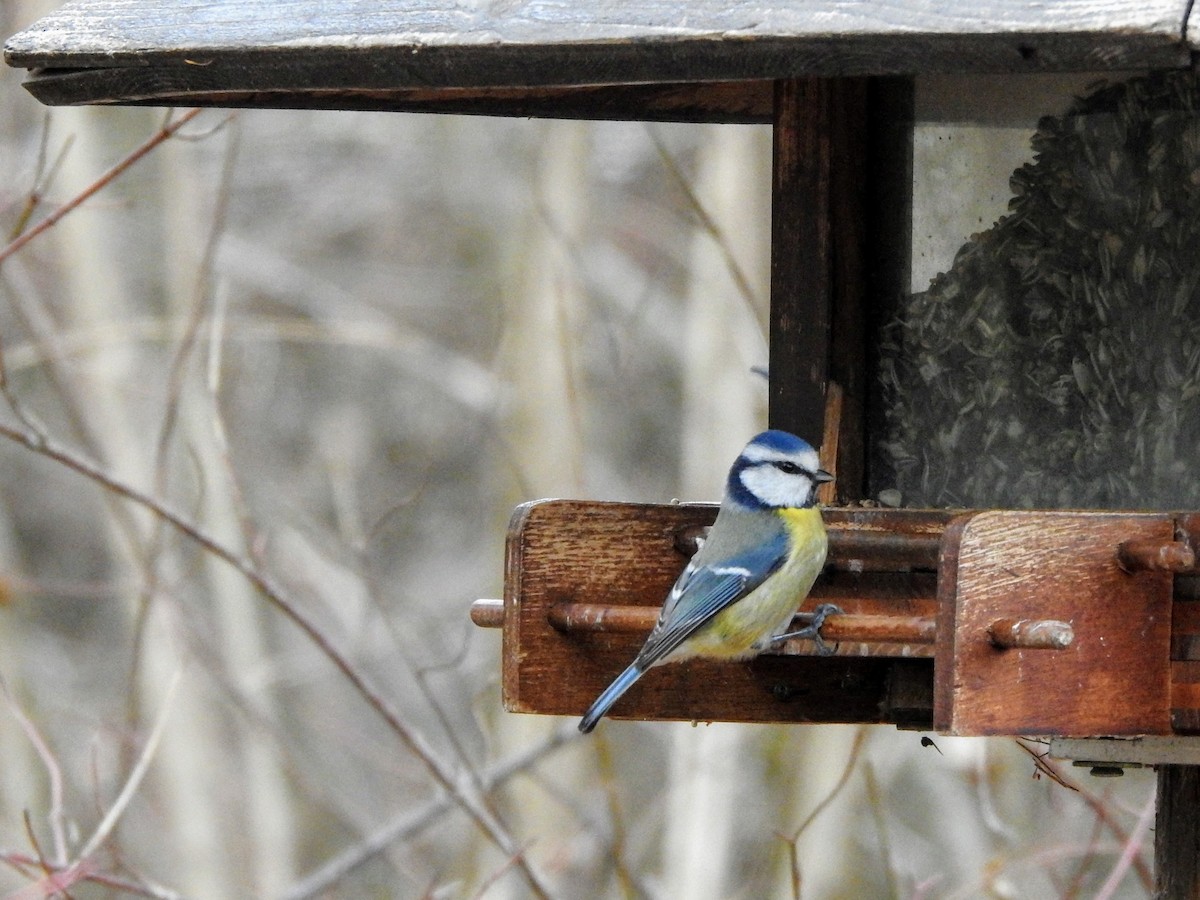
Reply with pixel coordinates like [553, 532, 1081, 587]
[5, 1, 1198, 119]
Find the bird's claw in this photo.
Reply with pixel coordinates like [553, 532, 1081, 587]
[772, 603, 843, 656]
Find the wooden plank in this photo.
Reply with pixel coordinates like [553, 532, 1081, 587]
[502, 500, 947, 725]
[767, 76, 883, 499]
[1156, 765, 1200, 899]
[1172, 660, 1200, 733]
[13, 78, 776, 124]
[1172, 599, 1200, 661]
[8, 1, 1190, 64]
[6, 1, 1193, 109]
[769, 78, 833, 444]
[935, 510, 1174, 736]
[932, 513, 977, 728]
[1050, 736, 1200, 766]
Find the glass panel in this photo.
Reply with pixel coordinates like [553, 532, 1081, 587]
[874, 70, 1200, 509]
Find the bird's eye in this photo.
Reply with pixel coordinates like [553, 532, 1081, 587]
[773, 460, 803, 475]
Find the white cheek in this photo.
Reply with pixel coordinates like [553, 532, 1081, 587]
[739, 467, 813, 508]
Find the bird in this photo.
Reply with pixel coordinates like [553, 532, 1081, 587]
[578, 429, 836, 733]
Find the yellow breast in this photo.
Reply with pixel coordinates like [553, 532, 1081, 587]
[778, 506, 827, 551]
[679, 506, 828, 659]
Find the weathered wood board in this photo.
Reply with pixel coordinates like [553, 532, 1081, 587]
[934, 510, 1174, 736]
[6, 1, 1195, 112]
[497, 501, 1200, 735]
[503, 499, 949, 727]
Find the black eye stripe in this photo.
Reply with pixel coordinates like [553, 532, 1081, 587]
[771, 460, 807, 476]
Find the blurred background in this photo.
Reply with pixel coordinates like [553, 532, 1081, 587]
[0, 2, 1160, 897]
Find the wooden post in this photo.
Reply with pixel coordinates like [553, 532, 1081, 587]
[769, 77, 832, 443]
[769, 77, 910, 501]
[1157, 765, 1200, 897]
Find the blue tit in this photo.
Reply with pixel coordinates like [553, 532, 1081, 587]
[579, 429, 835, 733]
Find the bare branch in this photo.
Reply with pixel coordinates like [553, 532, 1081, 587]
[779, 726, 868, 899]
[0, 851, 180, 899]
[1, 678, 68, 866]
[787, 727, 868, 843]
[282, 723, 578, 900]
[1093, 788, 1156, 900]
[79, 665, 182, 861]
[646, 125, 766, 343]
[0, 419, 550, 898]
[0, 109, 204, 269]
[1014, 739, 1151, 890]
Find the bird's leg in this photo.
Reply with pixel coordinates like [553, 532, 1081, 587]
[771, 603, 843, 656]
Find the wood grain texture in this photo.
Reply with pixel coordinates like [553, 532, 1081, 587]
[935, 510, 1174, 736]
[8, 1, 1191, 61]
[770, 78, 833, 444]
[501, 501, 1200, 733]
[1167, 518, 1200, 732]
[767, 75, 875, 494]
[6, 1, 1194, 108]
[1172, 661, 1200, 733]
[502, 500, 948, 725]
[14, 78, 777, 123]
[1156, 764, 1200, 899]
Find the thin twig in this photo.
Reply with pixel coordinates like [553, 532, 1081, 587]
[1, 677, 68, 866]
[788, 727, 868, 842]
[6, 113, 73, 242]
[18, 810, 60, 898]
[4, 672, 182, 898]
[780, 727, 868, 900]
[80, 665, 182, 860]
[468, 843, 535, 900]
[1093, 787, 1156, 900]
[862, 761, 900, 899]
[646, 126, 767, 343]
[1014, 739, 1151, 890]
[125, 108, 239, 771]
[0, 420, 549, 898]
[281, 723, 578, 900]
[151, 112, 239, 487]
[205, 284, 260, 561]
[0, 851, 179, 899]
[592, 731, 639, 900]
[0, 109, 204, 269]
[1062, 798, 1109, 899]
[4, 850, 95, 900]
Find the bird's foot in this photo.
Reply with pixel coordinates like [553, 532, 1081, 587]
[772, 603, 843, 656]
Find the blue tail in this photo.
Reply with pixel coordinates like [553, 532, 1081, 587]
[579, 662, 645, 733]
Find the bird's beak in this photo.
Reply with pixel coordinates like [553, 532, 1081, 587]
[815, 468, 834, 484]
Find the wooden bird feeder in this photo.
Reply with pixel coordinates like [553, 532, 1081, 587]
[9, 2, 1200, 893]
[470, 502, 1198, 738]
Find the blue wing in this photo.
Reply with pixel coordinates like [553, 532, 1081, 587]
[633, 530, 789, 668]
[578, 530, 790, 733]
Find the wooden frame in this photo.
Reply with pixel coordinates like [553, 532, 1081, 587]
[6, 2, 1196, 112]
